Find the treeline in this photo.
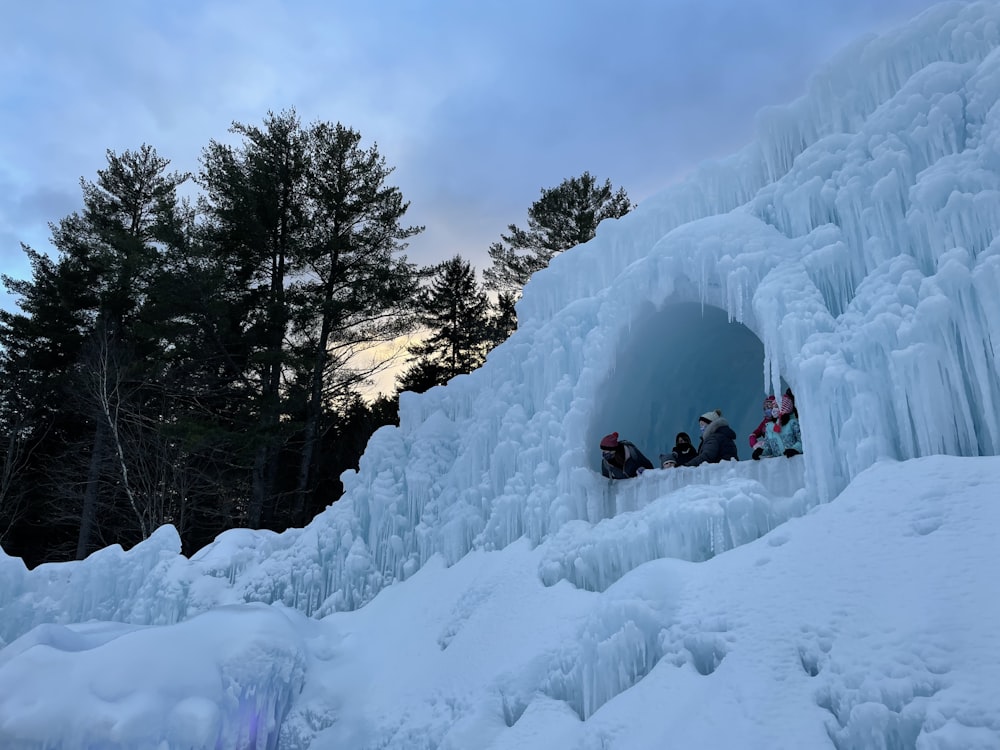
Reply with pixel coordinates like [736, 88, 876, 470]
[0, 109, 632, 567]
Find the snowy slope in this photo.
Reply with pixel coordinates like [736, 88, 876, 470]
[2, 458, 999, 749]
[301, 456, 1000, 750]
[3, 1, 1000, 748]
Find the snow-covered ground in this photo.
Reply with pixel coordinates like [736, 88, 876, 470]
[2, 457, 999, 748]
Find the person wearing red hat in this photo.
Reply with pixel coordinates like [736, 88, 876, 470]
[600, 432, 654, 479]
[752, 392, 802, 459]
[749, 395, 778, 457]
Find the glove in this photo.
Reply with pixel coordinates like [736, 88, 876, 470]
[636, 466, 646, 476]
[752, 447, 764, 461]
[784, 448, 800, 458]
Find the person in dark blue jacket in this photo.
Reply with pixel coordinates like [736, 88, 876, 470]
[686, 409, 739, 467]
[600, 432, 654, 479]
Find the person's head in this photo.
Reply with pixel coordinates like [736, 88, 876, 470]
[675, 431, 692, 448]
[699, 409, 721, 433]
[763, 395, 778, 419]
[779, 394, 795, 424]
[600, 432, 620, 462]
[782, 388, 799, 417]
[662, 457, 677, 469]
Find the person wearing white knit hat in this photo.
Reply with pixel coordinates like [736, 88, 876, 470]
[686, 408, 739, 467]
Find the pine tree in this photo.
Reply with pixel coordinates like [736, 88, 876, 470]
[485, 171, 633, 295]
[485, 290, 518, 352]
[0, 145, 190, 559]
[288, 120, 421, 525]
[399, 255, 490, 393]
[196, 110, 422, 527]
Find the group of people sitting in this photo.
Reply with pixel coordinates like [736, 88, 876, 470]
[600, 389, 803, 480]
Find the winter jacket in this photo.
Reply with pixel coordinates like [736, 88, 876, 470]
[759, 415, 802, 457]
[749, 418, 769, 449]
[687, 418, 739, 467]
[602, 441, 654, 479]
[661, 443, 698, 466]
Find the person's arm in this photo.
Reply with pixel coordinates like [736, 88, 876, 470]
[623, 446, 650, 476]
[702, 432, 725, 464]
[785, 417, 802, 454]
[687, 435, 718, 467]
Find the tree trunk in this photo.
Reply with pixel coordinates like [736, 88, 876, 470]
[248, 445, 268, 528]
[248, 410, 280, 528]
[76, 419, 107, 560]
[292, 252, 338, 526]
[293, 331, 328, 525]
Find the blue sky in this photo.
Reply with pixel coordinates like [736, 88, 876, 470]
[0, 0, 949, 310]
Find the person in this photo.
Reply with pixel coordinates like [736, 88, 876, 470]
[753, 393, 802, 459]
[686, 409, 739, 467]
[784, 387, 799, 418]
[748, 395, 777, 455]
[659, 432, 698, 468]
[600, 432, 654, 479]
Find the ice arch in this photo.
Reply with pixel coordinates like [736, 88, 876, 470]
[588, 301, 781, 468]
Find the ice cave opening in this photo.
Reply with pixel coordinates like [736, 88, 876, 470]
[588, 301, 787, 471]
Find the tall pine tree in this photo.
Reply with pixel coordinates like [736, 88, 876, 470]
[399, 255, 490, 393]
[287, 121, 421, 525]
[196, 110, 421, 528]
[485, 171, 633, 295]
[0, 145, 189, 559]
[198, 110, 310, 529]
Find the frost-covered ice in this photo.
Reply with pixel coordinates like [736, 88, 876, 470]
[3, 2, 1000, 748]
[2, 458, 999, 749]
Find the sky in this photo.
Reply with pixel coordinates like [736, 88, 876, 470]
[2, 2, 1000, 745]
[0, 0, 949, 313]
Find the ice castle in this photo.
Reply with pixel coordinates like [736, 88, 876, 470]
[2, 2, 1000, 748]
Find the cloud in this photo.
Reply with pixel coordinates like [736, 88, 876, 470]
[0, 0, 946, 287]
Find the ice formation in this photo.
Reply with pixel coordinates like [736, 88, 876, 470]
[3, 2, 1000, 748]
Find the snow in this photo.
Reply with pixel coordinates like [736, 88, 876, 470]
[3, 1, 1000, 748]
[2, 458, 999, 749]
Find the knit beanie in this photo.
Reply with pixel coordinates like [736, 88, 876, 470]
[780, 394, 794, 416]
[600, 432, 620, 449]
[699, 409, 722, 424]
[774, 395, 795, 433]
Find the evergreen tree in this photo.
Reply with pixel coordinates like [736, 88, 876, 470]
[0, 116, 423, 562]
[196, 110, 421, 528]
[288, 120, 421, 526]
[485, 171, 633, 295]
[197, 109, 311, 528]
[0, 145, 190, 560]
[396, 357, 449, 395]
[485, 290, 518, 352]
[399, 255, 489, 393]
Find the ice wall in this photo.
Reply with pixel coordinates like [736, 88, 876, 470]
[4, 0, 1000, 639]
